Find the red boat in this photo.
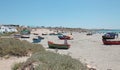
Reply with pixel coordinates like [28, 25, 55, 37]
[102, 39, 120, 45]
[58, 35, 73, 40]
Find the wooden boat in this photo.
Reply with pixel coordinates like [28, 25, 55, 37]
[33, 38, 41, 43]
[21, 28, 30, 35]
[38, 36, 44, 39]
[48, 41, 70, 49]
[49, 33, 63, 35]
[42, 33, 47, 35]
[58, 35, 71, 40]
[102, 39, 120, 45]
[86, 33, 92, 36]
[21, 35, 30, 38]
[102, 35, 115, 39]
[14, 34, 21, 38]
[33, 36, 44, 43]
[102, 32, 118, 39]
[33, 33, 39, 35]
[20, 28, 30, 38]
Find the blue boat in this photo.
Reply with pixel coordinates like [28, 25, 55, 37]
[32, 36, 44, 43]
[102, 32, 118, 39]
[58, 35, 71, 40]
[33, 38, 41, 43]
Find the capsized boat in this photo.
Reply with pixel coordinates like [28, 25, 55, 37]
[48, 41, 70, 49]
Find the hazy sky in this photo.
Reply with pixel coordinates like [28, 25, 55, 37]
[0, 0, 120, 29]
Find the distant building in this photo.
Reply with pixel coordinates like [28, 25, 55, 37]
[0, 26, 18, 33]
[2, 24, 19, 27]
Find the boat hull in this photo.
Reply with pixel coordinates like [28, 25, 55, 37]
[33, 38, 41, 43]
[58, 35, 72, 40]
[48, 41, 70, 49]
[59, 37, 71, 40]
[102, 36, 115, 39]
[102, 39, 120, 45]
[32, 36, 44, 43]
[49, 33, 63, 35]
[21, 35, 30, 38]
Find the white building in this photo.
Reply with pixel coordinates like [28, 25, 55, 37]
[0, 26, 18, 33]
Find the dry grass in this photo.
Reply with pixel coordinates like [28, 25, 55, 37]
[18, 51, 88, 70]
[0, 38, 45, 57]
[0, 38, 88, 70]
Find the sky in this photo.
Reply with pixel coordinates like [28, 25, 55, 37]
[0, 0, 120, 29]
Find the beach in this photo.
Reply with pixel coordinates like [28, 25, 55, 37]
[1, 0, 120, 70]
[0, 28, 120, 70]
[30, 29, 120, 70]
[0, 57, 29, 70]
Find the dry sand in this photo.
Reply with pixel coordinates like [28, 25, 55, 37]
[0, 57, 29, 70]
[30, 29, 120, 70]
[0, 28, 120, 70]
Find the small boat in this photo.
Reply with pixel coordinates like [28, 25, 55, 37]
[49, 33, 63, 35]
[32, 36, 44, 43]
[58, 35, 71, 40]
[21, 35, 30, 38]
[33, 38, 41, 43]
[21, 28, 30, 35]
[42, 33, 47, 35]
[86, 33, 92, 36]
[14, 34, 21, 38]
[102, 32, 118, 39]
[20, 28, 30, 38]
[33, 33, 39, 35]
[38, 36, 44, 39]
[102, 39, 120, 45]
[48, 41, 70, 49]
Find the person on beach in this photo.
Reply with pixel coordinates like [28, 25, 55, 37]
[68, 33, 73, 39]
[64, 39, 68, 44]
[116, 33, 118, 38]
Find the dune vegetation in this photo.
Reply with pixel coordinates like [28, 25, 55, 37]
[0, 38, 45, 57]
[0, 38, 88, 70]
[22, 51, 88, 70]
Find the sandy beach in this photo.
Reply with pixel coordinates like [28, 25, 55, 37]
[0, 57, 29, 70]
[0, 28, 120, 70]
[1, 0, 120, 69]
[30, 29, 120, 70]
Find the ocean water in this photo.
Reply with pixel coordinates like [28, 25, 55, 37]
[95, 29, 120, 33]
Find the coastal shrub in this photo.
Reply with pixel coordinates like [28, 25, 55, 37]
[21, 51, 88, 70]
[0, 38, 45, 57]
[0, 32, 15, 36]
[12, 62, 24, 70]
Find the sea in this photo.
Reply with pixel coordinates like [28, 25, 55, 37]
[95, 29, 120, 33]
